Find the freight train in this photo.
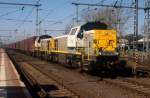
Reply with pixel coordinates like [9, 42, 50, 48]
[7, 22, 120, 75]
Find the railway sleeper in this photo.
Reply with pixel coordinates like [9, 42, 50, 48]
[104, 79, 150, 96]
[135, 70, 149, 77]
[12, 57, 77, 97]
[49, 89, 76, 98]
[6, 51, 51, 98]
[23, 69, 50, 97]
[21, 66, 77, 98]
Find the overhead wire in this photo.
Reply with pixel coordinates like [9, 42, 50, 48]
[0, 9, 21, 18]
[38, 9, 53, 25]
[16, 6, 24, 22]
[6, 18, 32, 22]
[0, 6, 21, 9]
[48, 1, 100, 26]
[47, 0, 100, 26]
[17, 7, 35, 29]
[39, 0, 72, 25]
[72, 0, 108, 24]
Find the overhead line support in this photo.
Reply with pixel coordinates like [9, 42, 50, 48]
[0, 2, 41, 7]
[72, 2, 148, 10]
[0, 29, 17, 31]
[0, 36, 11, 37]
[44, 29, 67, 31]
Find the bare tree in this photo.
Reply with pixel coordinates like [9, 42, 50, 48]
[81, 7, 132, 38]
[81, 8, 118, 29]
[64, 22, 73, 34]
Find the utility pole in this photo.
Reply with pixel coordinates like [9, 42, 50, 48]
[113, 0, 123, 38]
[144, 0, 150, 59]
[36, 1, 39, 36]
[72, 3, 79, 26]
[133, 0, 138, 52]
[76, 4, 79, 25]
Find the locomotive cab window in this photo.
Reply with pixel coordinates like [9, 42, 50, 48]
[70, 28, 77, 35]
[77, 29, 83, 38]
[108, 40, 113, 46]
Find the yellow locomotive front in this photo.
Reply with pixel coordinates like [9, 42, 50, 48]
[82, 29, 119, 75]
[83, 29, 118, 62]
[93, 30, 117, 54]
[94, 30, 119, 66]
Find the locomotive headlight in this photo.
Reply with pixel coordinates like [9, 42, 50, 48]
[115, 52, 119, 55]
[99, 52, 102, 55]
[99, 52, 103, 55]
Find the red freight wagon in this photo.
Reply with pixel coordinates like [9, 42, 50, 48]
[7, 36, 37, 55]
[17, 41, 21, 50]
[12, 43, 15, 49]
[20, 40, 25, 51]
[19, 41, 22, 50]
[7, 43, 13, 49]
[24, 36, 37, 54]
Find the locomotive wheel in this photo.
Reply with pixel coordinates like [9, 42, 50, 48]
[71, 60, 81, 68]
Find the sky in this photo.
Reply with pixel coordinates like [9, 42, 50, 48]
[0, 0, 145, 43]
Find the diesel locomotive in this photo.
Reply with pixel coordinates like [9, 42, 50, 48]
[7, 22, 119, 74]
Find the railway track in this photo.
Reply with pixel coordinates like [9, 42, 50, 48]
[7, 50, 79, 98]
[103, 78, 150, 97]
[119, 78, 150, 89]
[7, 49, 150, 98]
[26, 62, 80, 98]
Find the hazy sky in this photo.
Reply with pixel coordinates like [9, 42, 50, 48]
[0, 0, 145, 43]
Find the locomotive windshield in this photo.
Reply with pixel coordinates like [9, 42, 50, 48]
[77, 22, 108, 39]
[70, 28, 77, 35]
[38, 35, 51, 43]
[81, 21, 108, 31]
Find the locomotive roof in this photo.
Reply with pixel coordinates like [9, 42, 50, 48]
[37, 35, 52, 43]
[41, 38, 51, 41]
[81, 21, 108, 31]
[39, 35, 52, 39]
